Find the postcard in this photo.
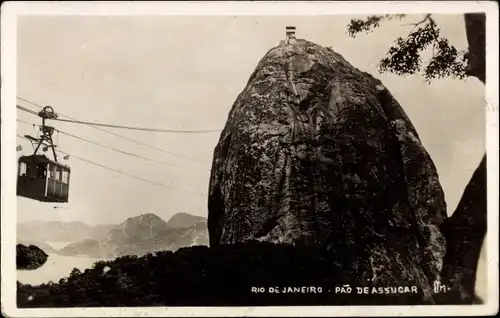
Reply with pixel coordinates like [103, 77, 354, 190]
[1, 1, 498, 317]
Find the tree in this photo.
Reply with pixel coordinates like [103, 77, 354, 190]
[69, 267, 82, 280]
[347, 13, 487, 304]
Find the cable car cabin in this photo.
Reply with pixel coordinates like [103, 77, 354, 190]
[17, 155, 71, 203]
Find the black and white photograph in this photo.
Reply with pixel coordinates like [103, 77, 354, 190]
[1, 1, 498, 317]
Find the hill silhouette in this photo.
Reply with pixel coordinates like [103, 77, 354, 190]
[17, 244, 49, 270]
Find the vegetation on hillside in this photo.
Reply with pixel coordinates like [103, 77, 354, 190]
[18, 242, 431, 307]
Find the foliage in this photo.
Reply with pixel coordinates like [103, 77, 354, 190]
[18, 242, 431, 307]
[347, 14, 468, 82]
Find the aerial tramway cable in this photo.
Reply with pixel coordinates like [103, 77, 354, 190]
[16, 97, 221, 133]
[16, 104, 39, 116]
[52, 117, 222, 134]
[17, 119, 185, 169]
[16, 98, 211, 164]
[16, 134, 204, 197]
[16, 100, 210, 201]
[57, 130, 184, 168]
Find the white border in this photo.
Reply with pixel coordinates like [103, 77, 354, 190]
[1, 1, 498, 317]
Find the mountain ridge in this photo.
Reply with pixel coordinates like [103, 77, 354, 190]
[17, 221, 116, 243]
[165, 212, 207, 229]
[92, 213, 208, 258]
[32, 213, 209, 258]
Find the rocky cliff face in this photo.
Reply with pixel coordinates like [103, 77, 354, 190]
[208, 39, 447, 300]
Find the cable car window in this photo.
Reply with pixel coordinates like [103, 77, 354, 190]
[49, 166, 57, 179]
[62, 171, 69, 184]
[19, 162, 27, 176]
[28, 163, 38, 178]
[37, 164, 47, 178]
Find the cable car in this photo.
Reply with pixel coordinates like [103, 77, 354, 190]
[17, 105, 71, 203]
[17, 155, 71, 203]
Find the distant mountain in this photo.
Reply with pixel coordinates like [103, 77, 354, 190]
[169, 220, 209, 247]
[17, 221, 116, 243]
[104, 213, 170, 244]
[81, 213, 209, 258]
[166, 212, 207, 228]
[27, 213, 209, 258]
[58, 239, 99, 257]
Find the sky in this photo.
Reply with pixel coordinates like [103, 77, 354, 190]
[15, 14, 485, 225]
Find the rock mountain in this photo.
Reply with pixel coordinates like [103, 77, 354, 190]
[60, 213, 209, 258]
[18, 213, 208, 259]
[166, 212, 206, 228]
[208, 39, 447, 301]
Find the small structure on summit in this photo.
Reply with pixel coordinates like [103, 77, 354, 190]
[285, 26, 296, 43]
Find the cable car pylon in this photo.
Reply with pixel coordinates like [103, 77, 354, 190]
[17, 106, 71, 203]
[30, 106, 59, 162]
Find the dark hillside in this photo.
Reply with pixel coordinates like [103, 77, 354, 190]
[17, 242, 429, 307]
[17, 244, 49, 270]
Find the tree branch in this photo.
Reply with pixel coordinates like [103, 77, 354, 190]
[401, 13, 432, 29]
